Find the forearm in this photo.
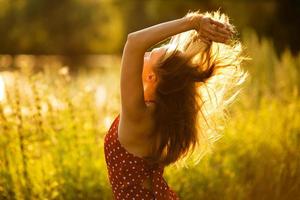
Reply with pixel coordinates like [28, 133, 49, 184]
[127, 16, 198, 51]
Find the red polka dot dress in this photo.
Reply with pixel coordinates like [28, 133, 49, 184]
[104, 113, 180, 200]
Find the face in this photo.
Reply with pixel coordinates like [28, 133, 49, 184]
[142, 47, 167, 100]
[142, 47, 167, 85]
[143, 53, 156, 86]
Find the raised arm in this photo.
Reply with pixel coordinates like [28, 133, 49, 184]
[120, 13, 232, 121]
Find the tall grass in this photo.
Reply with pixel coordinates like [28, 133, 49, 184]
[0, 29, 299, 200]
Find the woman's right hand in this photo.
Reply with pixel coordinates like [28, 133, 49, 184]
[189, 14, 235, 44]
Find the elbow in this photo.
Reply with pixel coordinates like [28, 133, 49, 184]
[126, 33, 145, 51]
[126, 32, 139, 44]
[125, 33, 136, 48]
[127, 32, 135, 40]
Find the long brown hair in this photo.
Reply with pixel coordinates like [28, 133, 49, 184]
[148, 10, 248, 167]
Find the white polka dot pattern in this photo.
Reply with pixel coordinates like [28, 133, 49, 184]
[104, 114, 180, 200]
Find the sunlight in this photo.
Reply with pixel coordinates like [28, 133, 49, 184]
[0, 74, 5, 102]
[104, 115, 112, 130]
[95, 85, 107, 107]
[47, 94, 67, 110]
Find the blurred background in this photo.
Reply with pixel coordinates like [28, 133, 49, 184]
[0, 0, 299, 199]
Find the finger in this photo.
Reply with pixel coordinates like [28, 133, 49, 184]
[202, 27, 217, 37]
[224, 39, 231, 45]
[200, 36, 211, 45]
[207, 22, 232, 37]
[209, 18, 225, 28]
[213, 36, 228, 43]
[200, 30, 211, 40]
[211, 21, 235, 36]
[224, 23, 236, 34]
[213, 26, 232, 39]
[202, 28, 229, 41]
[202, 27, 230, 44]
[201, 30, 217, 41]
[205, 33, 227, 43]
[197, 33, 211, 45]
[215, 25, 232, 36]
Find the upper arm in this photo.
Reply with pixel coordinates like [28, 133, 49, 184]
[120, 34, 148, 122]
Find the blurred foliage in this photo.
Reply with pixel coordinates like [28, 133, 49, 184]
[0, 0, 299, 54]
[0, 29, 300, 199]
[0, 0, 124, 54]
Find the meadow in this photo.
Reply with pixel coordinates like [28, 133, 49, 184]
[0, 29, 299, 200]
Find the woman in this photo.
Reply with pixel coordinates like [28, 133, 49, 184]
[104, 10, 247, 200]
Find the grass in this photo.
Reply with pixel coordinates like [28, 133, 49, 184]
[0, 29, 299, 200]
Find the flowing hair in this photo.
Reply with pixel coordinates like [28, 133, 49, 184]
[147, 10, 249, 168]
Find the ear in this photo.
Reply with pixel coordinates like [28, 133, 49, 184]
[147, 72, 157, 82]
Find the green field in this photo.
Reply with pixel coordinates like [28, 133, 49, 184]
[0, 29, 299, 200]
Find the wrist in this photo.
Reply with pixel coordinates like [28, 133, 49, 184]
[185, 14, 203, 31]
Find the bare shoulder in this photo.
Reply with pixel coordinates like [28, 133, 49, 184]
[118, 104, 156, 143]
[118, 104, 156, 157]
